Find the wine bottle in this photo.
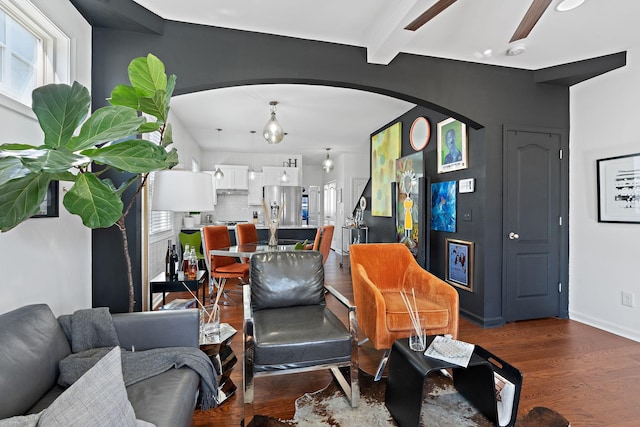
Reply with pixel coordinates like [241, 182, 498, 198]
[165, 239, 172, 279]
[183, 244, 190, 274]
[170, 244, 179, 281]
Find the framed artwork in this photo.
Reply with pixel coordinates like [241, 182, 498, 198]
[437, 118, 468, 173]
[32, 181, 59, 218]
[410, 117, 430, 151]
[371, 122, 402, 217]
[445, 238, 474, 291]
[395, 152, 424, 253]
[597, 153, 640, 223]
[431, 181, 456, 232]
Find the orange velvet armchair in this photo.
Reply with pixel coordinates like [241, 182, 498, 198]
[349, 243, 459, 380]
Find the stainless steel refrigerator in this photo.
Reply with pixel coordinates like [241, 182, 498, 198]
[263, 185, 303, 226]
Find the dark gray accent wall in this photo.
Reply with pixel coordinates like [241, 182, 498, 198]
[73, 0, 622, 323]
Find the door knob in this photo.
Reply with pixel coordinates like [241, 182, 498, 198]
[508, 232, 520, 240]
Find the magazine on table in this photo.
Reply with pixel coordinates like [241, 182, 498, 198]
[494, 370, 516, 426]
[424, 335, 474, 367]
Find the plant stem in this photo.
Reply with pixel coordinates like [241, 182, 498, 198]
[116, 217, 135, 312]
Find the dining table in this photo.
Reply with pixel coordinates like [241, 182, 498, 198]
[209, 240, 300, 260]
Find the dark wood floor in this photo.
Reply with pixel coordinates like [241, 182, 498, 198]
[186, 251, 640, 426]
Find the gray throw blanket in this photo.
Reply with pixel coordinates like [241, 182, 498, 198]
[57, 308, 218, 410]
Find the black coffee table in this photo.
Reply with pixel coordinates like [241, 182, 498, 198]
[384, 337, 521, 427]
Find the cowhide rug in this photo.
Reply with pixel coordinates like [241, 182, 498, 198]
[248, 369, 570, 427]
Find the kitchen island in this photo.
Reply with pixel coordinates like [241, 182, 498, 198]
[184, 224, 317, 246]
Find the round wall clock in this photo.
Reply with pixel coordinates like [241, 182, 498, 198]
[409, 117, 431, 151]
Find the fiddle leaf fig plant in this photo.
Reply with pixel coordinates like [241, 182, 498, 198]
[0, 53, 178, 312]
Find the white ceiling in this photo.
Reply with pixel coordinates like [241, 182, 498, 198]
[133, 0, 640, 165]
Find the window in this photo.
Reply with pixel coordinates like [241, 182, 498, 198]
[0, 1, 70, 109]
[148, 171, 173, 236]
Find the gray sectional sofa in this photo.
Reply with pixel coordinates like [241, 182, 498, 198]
[0, 304, 203, 427]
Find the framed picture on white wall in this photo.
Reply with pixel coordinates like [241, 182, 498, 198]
[597, 153, 640, 223]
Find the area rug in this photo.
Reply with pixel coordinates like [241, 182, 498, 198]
[249, 369, 570, 427]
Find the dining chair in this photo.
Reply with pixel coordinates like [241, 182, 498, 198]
[243, 250, 359, 426]
[235, 223, 259, 264]
[349, 243, 459, 380]
[178, 230, 205, 269]
[201, 225, 249, 305]
[311, 225, 334, 264]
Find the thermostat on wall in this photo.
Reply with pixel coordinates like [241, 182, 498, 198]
[459, 178, 475, 193]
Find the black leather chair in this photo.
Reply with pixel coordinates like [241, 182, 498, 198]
[243, 251, 359, 425]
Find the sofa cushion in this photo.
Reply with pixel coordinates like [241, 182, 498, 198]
[126, 367, 200, 427]
[0, 304, 71, 419]
[37, 347, 152, 427]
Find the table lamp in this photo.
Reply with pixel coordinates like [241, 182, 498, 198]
[151, 170, 216, 228]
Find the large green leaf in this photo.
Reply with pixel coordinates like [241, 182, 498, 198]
[63, 173, 123, 228]
[0, 157, 31, 186]
[128, 54, 167, 97]
[166, 74, 177, 100]
[138, 90, 167, 122]
[68, 106, 145, 151]
[138, 121, 161, 134]
[0, 174, 51, 232]
[165, 147, 179, 169]
[32, 82, 90, 149]
[82, 139, 168, 173]
[161, 123, 173, 147]
[20, 148, 88, 173]
[109, 84, 140, 110]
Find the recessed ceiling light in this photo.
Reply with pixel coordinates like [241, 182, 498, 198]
[555, 0, 585, 12]
[506, 44, 526, 56]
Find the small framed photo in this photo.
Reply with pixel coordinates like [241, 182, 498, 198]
[437, 118, 468, 173]
[445, 238, 473, 291]
[597, 153, 640, 223]
[32, 181, 59, 218]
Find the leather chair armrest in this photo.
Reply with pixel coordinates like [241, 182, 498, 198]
[112, 309, 199, 351]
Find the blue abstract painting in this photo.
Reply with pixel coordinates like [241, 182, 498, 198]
[431, 181, 456, 232]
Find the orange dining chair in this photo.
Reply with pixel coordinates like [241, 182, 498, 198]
[350, 243, 459, 380]
[311, 225, 334, 264]
[235, 223, 259, 264]
[202, 225, 249, 305]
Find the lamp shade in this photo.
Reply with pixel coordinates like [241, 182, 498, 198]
[152, 170, 215, 212]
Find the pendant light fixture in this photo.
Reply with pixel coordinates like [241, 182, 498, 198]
[280, 170, 289, 183]
[248, 130, 256, 180]
[322, 148, 334, 173]
[263, 101, 284, 144]
[214, 129, 224, 179]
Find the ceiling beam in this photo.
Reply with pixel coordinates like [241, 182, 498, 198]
[404, 0, 458, 31]
[510, 0, 552, 43]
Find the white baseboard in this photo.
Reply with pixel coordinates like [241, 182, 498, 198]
[569, 311, 640, 343]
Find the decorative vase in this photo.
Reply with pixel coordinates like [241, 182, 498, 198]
[183, 215, 195, 229]
[268, 221, 279, 247]
[200, 303, 220, 344]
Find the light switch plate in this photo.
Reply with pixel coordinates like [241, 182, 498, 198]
[459, 178, 475, 193]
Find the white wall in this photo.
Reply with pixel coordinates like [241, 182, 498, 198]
[0, 0, 92, 317]
[569, 48, 640, 342]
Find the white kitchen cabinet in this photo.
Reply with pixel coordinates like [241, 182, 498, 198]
[262, 166, 300, 186]
[248, 172, 264, 205]
[214, 165, 249, 190]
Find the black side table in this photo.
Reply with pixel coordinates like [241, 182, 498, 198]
[385, 338, 522, 427]
[150, 270, 206, 308]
